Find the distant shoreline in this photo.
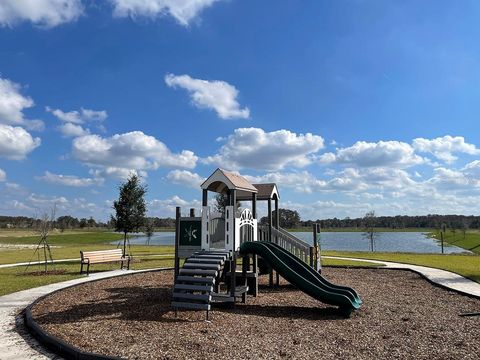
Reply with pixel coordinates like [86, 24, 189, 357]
[287, 227, 433, 233]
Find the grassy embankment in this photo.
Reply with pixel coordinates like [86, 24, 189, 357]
[324, 229, 480, 283]
[0, 230, 176, 295]
[1, 228, 480, 295]
[428, 229, 480, 254]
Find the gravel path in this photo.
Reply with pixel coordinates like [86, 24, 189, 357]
[31, 268, 480, 360]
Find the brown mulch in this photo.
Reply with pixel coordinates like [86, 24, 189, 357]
[30, 268, 480, 360]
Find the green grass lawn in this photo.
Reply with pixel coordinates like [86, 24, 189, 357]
[0, 257, 175, 296]
[1, 229, 479, 297]
[0, 230, 174, 265]
[0, 230, 124, 245]
[428, 229, 480, 254]
[326, 251, 480, 283]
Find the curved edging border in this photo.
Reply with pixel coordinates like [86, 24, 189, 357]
[24, 268, 173, 360]
[326, 256, 480, 300]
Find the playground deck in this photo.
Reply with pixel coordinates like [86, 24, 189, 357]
[30, 268, 479, 360]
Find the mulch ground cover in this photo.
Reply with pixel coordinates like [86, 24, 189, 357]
[31, 268, 480, 360]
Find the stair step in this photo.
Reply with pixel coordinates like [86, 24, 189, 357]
[193, 254, 228, 260]
[204, 251, 230, 256]
[176, 276, 215, 285]
[183, 263, 220, 270]
[186, 258, 224, 265]
[172, 301, 211, 311]
[172, 292, 211, 302]
[211, 294, 235, 303]
[174, 284, 213, 292]
[179, 269, 218, 276]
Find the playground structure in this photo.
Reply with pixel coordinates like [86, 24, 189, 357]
[172, 168, 361, 319]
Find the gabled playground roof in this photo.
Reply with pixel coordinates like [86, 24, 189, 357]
[201, 168, 258, 194]
[201, 168, 280, 201]
[237, 183, 280, 201]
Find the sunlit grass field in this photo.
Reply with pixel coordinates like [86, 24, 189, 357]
[0, 228, 479, 296]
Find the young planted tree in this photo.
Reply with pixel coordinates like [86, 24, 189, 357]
[111, 174, 147, 256]
[461, 220, 468, 241]
[26, 205, 56, 274]
[144, 218, 155, 245]
[362, 210, 378, 252]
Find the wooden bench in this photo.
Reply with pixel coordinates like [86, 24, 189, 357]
[80, 249, 130, 275]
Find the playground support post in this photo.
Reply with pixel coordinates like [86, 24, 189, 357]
[441, 231, 444, 254]
[174, 206, 181, 280]
[441, 223, 446, 254]
[311, 223, 321, 272]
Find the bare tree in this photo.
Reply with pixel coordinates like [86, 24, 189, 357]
[461, 220, 468, 241]
[26, 205, 56, 274]
[362, 210, 378, 252]
[144, 218, 155, 245]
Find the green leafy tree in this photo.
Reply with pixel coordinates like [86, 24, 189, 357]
[111, 174, 147, 256]
[260, 208, 301, 228]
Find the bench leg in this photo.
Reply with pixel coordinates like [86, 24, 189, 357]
[80, 262, 83, 274]
[127, 258, 130, 270]
[87, 263, 90, 276]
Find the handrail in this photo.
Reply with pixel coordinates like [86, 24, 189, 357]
[257, 225, 311, 264]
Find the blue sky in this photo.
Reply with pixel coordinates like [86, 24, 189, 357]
[1, 0, 480, 221]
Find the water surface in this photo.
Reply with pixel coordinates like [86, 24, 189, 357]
[123, 231, 469, 254]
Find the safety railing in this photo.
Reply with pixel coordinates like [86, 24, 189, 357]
[258, 225, 311, 264]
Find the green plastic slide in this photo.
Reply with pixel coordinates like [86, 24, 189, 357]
[240, 241, 361, 312]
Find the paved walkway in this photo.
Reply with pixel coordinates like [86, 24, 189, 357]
[324, 256, 480, 298]
[0, 259, 479, 359]
[0, 268, 169, 360]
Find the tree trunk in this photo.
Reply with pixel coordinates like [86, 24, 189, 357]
[123, 232, 127, 257]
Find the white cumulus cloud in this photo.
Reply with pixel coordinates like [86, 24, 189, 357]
[0, 124, 41, 160]
[0, 77, 44, 131]
[46, 106, 108, 124]
[58, 122, 90, 137]
[412, 135, 480, 163]
[0, 0, 83, 28]
[463, 160, 480, 179]
[110, 0, 219, 26]
[72, 131, 197, 178]
[0, 168, 6, 182]
[204, 128, 325, 170]
[149, 196, 201, 217]
[89, 167, 148, 181]
[167, 170, 205, 188]
[245, 171, 327, 194]
[165, 74, 250, 119]
[319, 140, 425, 168]
[36, 171, 104, 187]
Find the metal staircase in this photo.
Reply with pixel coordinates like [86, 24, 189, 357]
[171, 250, 230, 320]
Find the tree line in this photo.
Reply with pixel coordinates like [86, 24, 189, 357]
[2, 206, 480, 231]
[302, 214, 480, 230]
[261, 210, 480, 230]
[0, 215, 175, 230]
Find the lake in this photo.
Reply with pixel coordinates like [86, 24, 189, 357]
[123, 231, 469, 254]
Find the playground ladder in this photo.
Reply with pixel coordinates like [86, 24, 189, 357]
[171, 250, 230, 320]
